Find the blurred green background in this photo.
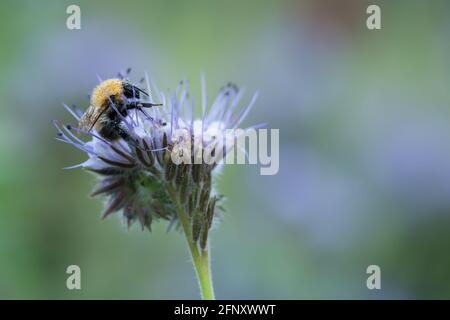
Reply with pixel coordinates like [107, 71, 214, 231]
[1, 0, 450, 299]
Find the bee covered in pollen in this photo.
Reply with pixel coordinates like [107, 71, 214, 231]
[78, 78, 161, 142]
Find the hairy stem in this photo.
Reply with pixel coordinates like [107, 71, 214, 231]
[168, 185, 215, 300]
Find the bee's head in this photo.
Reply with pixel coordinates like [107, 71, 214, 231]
[122, 81, 149, 101]
[122, 81, 161, 110]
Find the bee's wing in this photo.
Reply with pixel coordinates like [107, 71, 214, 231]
[78, 105, 104, 132]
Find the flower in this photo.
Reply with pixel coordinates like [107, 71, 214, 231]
[54, 75, 257, 250]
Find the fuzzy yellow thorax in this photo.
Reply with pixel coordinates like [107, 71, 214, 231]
[90, 78, 124, 108]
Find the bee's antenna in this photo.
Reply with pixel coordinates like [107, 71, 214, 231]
[133, 86, 149, 97]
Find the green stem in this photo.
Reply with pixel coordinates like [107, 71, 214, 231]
[168, 186, 215, 300]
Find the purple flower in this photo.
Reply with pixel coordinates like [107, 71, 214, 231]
[54, 75, 257, 250]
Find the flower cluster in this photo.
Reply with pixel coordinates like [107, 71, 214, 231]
[54, 76, 257, 249]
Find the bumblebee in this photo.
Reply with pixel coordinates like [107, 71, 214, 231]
[78, 78, 160, 141]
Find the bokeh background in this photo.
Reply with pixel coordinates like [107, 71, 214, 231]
[1, 0, 450, 299]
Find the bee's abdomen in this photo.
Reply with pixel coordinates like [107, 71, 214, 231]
[97, 123, 121, 141]
[95, 115, 121, 141]
[95, 114, 131, 142]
